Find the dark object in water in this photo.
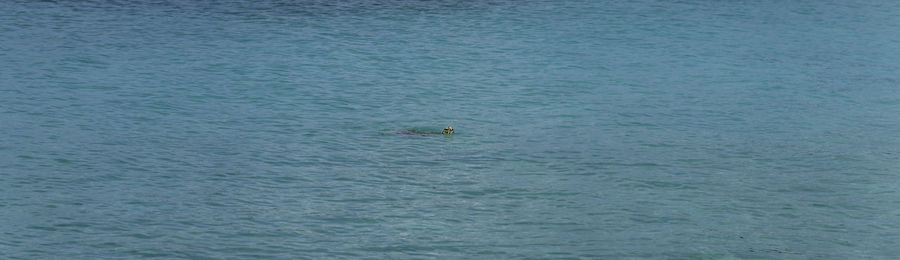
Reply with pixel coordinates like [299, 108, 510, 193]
[398, 126, 454, 135]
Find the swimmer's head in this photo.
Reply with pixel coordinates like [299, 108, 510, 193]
[442, 126, 454, 134]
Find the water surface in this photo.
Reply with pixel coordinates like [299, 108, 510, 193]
[2, 0, 900, 258]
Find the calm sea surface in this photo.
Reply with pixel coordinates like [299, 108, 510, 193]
[2, 0, 900, 258]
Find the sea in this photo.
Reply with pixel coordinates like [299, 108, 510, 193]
[2, 0, 900, 259]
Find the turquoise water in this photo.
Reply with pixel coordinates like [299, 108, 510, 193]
[3, 0, 900, 258]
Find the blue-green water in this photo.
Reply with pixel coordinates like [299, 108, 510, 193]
[3, 0, 900, 258]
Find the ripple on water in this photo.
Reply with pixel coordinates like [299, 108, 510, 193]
[3, 0, 900, 258]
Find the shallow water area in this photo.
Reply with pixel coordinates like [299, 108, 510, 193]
[2, 0, 900, 258]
